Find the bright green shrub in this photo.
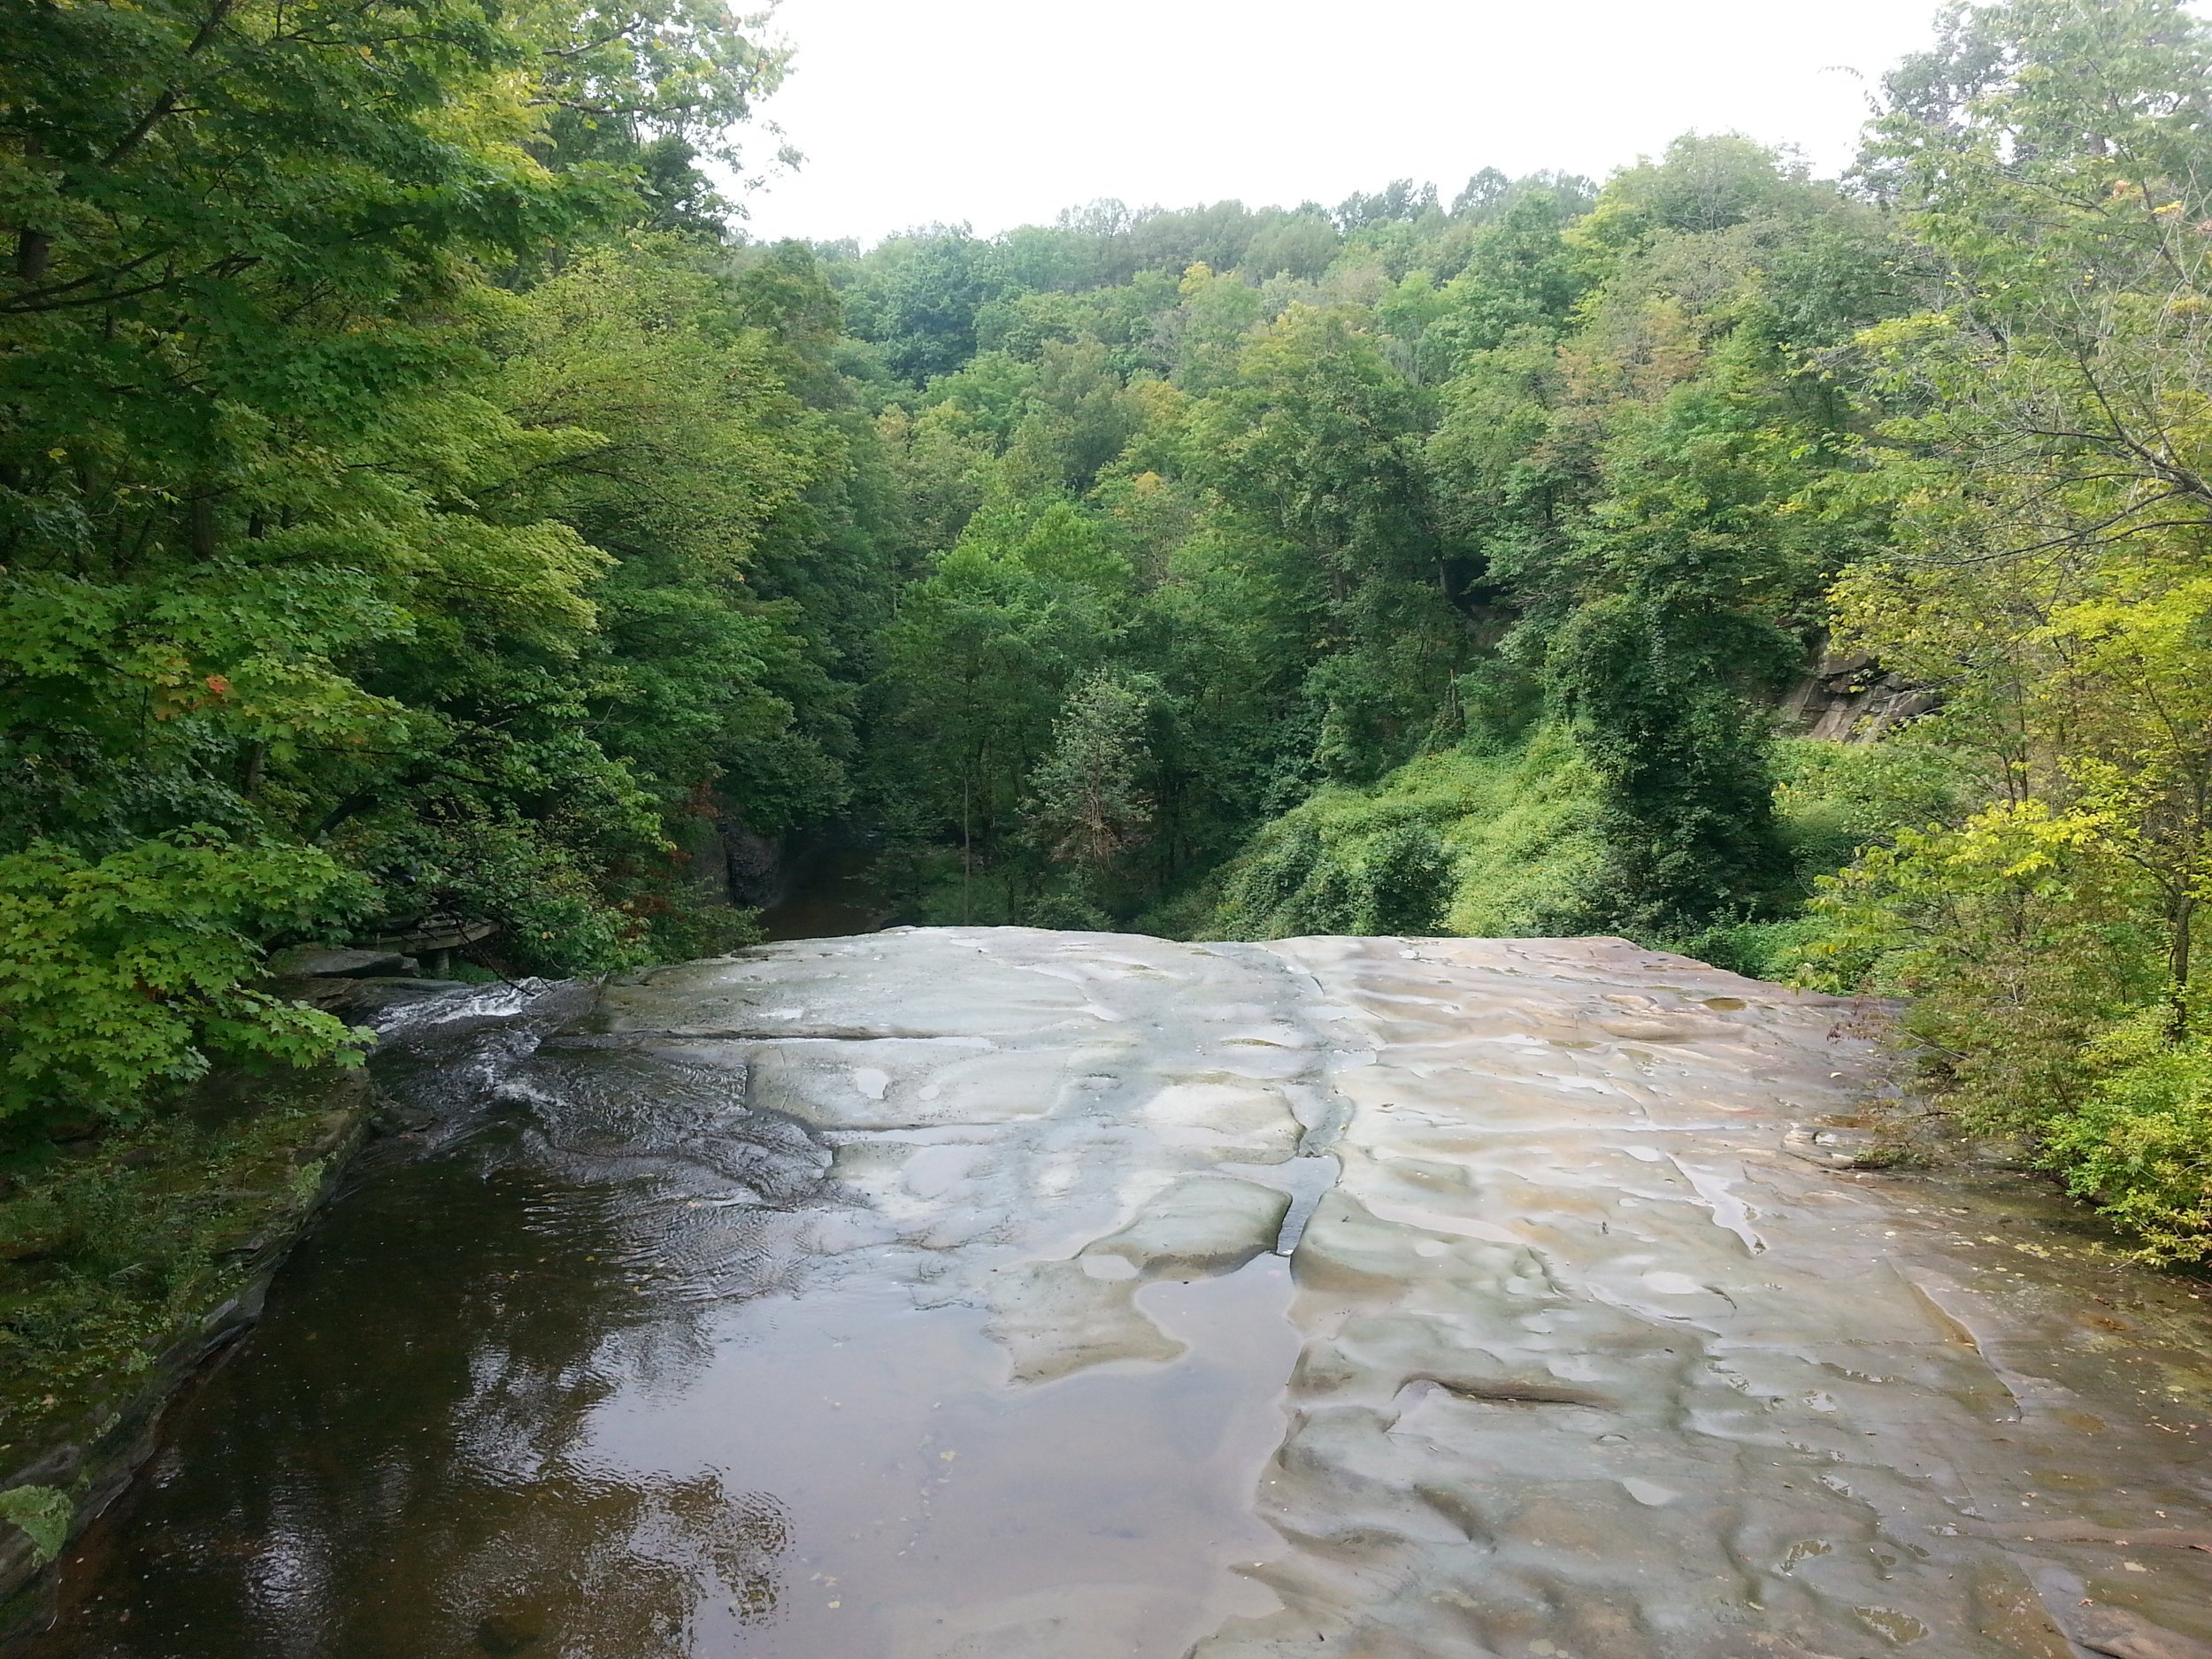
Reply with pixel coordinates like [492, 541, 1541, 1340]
[1671, 737, 1974, 981]
[1438, 728, 1608, 936]
[1211, 726, 1605, 941]
[1767, 772, 2212, 1263]
[1771, 737, 1970, 887]
[0, 830, 370, 1129]
[1797, 801, 2162, 1136]
[2046, 1010, 2212, 1263]
[1671, 914, 1833, 981]
[1360, 825, 1454, 935]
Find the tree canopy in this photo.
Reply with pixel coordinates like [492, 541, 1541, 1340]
[11, 0, 2212, 1261]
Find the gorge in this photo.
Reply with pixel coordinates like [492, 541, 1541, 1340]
[13, 2, 2212, 1649]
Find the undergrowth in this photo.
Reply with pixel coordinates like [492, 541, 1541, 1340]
[1210, 726, 1605, 940]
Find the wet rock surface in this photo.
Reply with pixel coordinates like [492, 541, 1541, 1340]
[16, 930, 2212, 1658]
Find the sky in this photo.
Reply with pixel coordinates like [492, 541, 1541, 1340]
[726, 0, 1948, 246]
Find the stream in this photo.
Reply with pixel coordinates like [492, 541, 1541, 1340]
[14, 929, 2212, 1658]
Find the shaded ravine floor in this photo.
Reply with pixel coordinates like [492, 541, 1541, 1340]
[15, 930, 2212, 1659]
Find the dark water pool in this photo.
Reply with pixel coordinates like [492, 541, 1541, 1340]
[14, 957, 1298, 1658]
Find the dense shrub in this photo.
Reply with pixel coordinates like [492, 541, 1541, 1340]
[0, 833, 369, 1133]
[1211, 726, 1603, 941]
[2045, 1012, 2212, 1263]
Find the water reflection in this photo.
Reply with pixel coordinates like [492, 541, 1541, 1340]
[19, 995, 812, 1659]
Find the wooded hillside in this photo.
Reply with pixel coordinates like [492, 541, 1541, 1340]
[8, 0, 2212, 1260]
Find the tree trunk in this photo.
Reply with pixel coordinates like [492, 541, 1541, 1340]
[2170, 895, 2193, 1041]
[14, 229, 51, 283]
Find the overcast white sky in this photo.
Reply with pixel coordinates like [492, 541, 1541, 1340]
[727, 0, 1948, 246]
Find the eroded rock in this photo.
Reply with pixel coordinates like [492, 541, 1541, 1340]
[22, 930, 2212, 1659]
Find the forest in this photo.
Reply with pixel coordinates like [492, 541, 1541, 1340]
[5, 0, 2212, 1276]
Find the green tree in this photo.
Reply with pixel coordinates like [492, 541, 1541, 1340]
[1796, 0, 2212, 1256]
[872, 503, 1128, 913]
[1548, 356, 1834, 929]
[1191, 307, 1463, 782]
[0, 0, 799, 1113]
[1025, 672, 1156, 898]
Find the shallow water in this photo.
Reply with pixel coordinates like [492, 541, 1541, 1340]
[19, 931, 2212, 1658]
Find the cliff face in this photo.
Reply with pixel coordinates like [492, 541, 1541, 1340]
[23, 929, 2212, 1659]
[1780, 650, 1938, 742]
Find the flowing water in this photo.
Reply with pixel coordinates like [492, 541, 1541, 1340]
[16, 930, 2212, 1658]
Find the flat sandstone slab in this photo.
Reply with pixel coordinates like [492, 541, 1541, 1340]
[27, 928, 2212, 1659]
[587, 929, 2212, 1659]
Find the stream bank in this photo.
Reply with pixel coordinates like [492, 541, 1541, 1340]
[0, 831, 893, 1624]
[0, 968, 528, 1624]
[0, 1060, 374, 1620]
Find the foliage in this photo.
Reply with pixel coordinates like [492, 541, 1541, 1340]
[1683, 736, 1972, 978]
[872, 502, 1131, 901]
[19, 0, 2212, 1267]
[1805, 802, 2162, 1133]
[0, 1486, 71, 1565]
[1212, 728, 1604, 941]
[1545, 358, 1840, 929]
[849, 139, 1896, 939]
[1356, 825, 1455, 935]
[1, 0, 893, 1111]
[1788, 0, 2212, 1254]
[2046, 1010, 2212, 1263]
[1025, 672, 1156, 888]
[0, 832, 368, 1130]
[1770, 737, 1969, 885]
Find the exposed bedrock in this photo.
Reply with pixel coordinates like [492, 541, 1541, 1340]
[575, 929, 2212, 1658]
[27, 928, 2212, 1659]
